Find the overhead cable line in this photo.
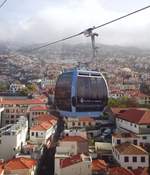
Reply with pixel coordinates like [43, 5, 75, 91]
[31, 5, 150, 51]
[0, 0, 8, 9]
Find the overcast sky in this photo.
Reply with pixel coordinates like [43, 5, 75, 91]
[0, 0, 150, 48]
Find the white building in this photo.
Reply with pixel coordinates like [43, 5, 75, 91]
[55, 154, 92, 175]
[67, 117, 96, 129]
[30, 115, 57, 144]
[57, 136, 89, 156]
[0, 116, 28, 160]
[112, 132, 140, 147]
[115, 108, 150, 144]
[0, 108, 4, 127]
[9, 83, 26, 94]
[112, 142, 149, 170]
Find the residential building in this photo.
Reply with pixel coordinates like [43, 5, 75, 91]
[30, 115, 57, 144]
[55, 154, 92, 175]
[4, 157, 36, 175]
[29, 105, 49, 127]
[0, 98, 46, 126]
[0, 116, 28, 160]
[112, 143, 149, 170]
[115, 109, 150, 143]
[57, 136, 88, 155]
[67, 117, 96, 129]
[9, 83, 26, 94]
[112, 132, 140, 147]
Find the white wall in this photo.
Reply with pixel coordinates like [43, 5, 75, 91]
[116, 118, 139, 134]
[113, 148, 149, 170]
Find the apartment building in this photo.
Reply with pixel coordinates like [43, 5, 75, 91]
[0, 98, 46, 126]
[0, 116, 28, 160]
[112, 142, 149, 170]
[30, 115, 57, 144]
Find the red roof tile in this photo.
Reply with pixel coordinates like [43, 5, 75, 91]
[109, 167, 134, 175]
[30, 121, 53, 131]
[132, 168, 149, 175]
[115, 143, 148, 155]
[61, 136, 88, 142]
[79, 117, 95, 122]
[30, 105, 48, 111]
[5, 157, 36, 171]
[116, 109, 150, 124]
[0, 98, 45, 105]
[92, 159, 107, 172]
[112, 132, 139, 138]
[60, 154, 82, 168]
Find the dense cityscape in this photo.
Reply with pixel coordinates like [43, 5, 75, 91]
[0, 41, 150, 175]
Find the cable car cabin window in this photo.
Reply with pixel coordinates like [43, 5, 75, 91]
[76, 76, 107, 112]
[55, 72, 72, 111]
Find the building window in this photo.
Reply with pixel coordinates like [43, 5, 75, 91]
[133, 140, 137, 145]
[11, 115, 14, 119]
[117, 139, 121, 144]
[72, 122, 75, 126]
[78, 122, 81, 126]
[147, 125, 150, 128]
[36, 132, 38, 137]
[133, 157, 137, 162]
[89, 122, 91, 126]
[6, 120, 9, 124]
[128, 167, 132, 170]
[142, 136, 147, 140]
[134, 124, 137, 128]
[83, 122, 86, 126]
[130, 123, 132, 126]
[11, 120, 14, 124]
[124, 156, 129, 162]
[0, 140, 1, 144]
[141, 157, 145, 162]
[32, 132, 34, 136]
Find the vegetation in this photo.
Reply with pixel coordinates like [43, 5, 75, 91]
[20, 83, 37, 96]
[108, 96, 138, 108]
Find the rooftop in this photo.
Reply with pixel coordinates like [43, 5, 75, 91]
[0, 98, 45, 105]
[115, 143, 148, 155]
[112, 132, 139, 138]
[60, 154, 82, 168]
[109, 167, 134, 175]
[92, 159, 107, 172]
[30, 105, 48, 111]
[61, 136, 88, 142]
[116, 109, 150, 124]
[4, 157, 36, 171]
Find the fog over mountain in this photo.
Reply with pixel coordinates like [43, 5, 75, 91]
[0, 0, 150, 49]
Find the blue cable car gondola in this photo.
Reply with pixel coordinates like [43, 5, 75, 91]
[54, 68, 108, 117]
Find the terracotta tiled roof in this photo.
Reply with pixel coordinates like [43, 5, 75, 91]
[92, 159, 107, 172]
[30, 105, 48, 111]
[132, 168, 149, 175]
[31, 115, 57, 131]
[30, 121, 53, 131]
[115, 143, 148, 155]
[116, 109, 150, 124]
[60, 154, 82, 168]
[61, 136, 88, 142]
[112, 132, 139, 138]
[109, 167, 134, 175]
[0, 98, 45, 105]
[79, 117, 95, 122]
[4, 157, 36, 171]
